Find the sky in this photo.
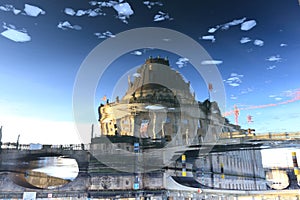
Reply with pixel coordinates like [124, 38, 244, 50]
[0, 0, 300, 147]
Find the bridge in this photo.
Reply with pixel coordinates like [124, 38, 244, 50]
[1, 132, 300, 199]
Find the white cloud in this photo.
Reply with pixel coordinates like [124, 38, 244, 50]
[266, 55, 282, 62]
[176, 57, 189, 68]
[240, 87, 253, 94]
[225, 73, 243, 87]
[254, 39, 264, 46]
[275, 97, 282, 101]
[24, 4, 45, 17]
[241, 20, 257, 31]
[230, 95, 237, 100]
[133, 73, 141, 77]
[240, 37, 251, 44]
[131, 51, 143, 56]
[280, 43, 288, 47]
[154, 11, 173, 22]
[1, 28, 31, 42]
[57, 21, 82, 30]
[229, 83, 240, 87]
[94, 31, 115, 39]
[267, 65, 276, 70]
[201, 60, 223, 65]
[201, 35, 215, 42]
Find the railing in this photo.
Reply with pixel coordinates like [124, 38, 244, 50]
[0, 143, 90, 151]
[1, 132, 299, 151]
[220, 131, 300, 141]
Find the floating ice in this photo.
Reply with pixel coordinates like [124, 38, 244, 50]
[0, 4, 21, 15]
[267, 65, 276, 70]
[176, 57, 189, 68]
[131, 51, 143, 56]
[240, 37, 251, 44]
[201, 35, 215, 42]
[201, 60, 223, 65]
[64, 8, 76, 16]
[266, 55, 281, 62]
[154, 11, 172, 22]
[113, 2, 134, 23]
[254, 39, 264, 46]
[1, 28, 31, 42]
[24, 4, 45, 17]
[208, 27, 218, 33]
[76, 10, 86, 16]
[143, 1, 163, 9]
[94, 31, 115, 39]
[57, 21, 82, 30]
[241, 20, 257, 31]
[226, 17, 247, 26]
[64, 7, 104, 17]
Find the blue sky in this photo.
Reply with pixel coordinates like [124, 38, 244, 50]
[0, 0, 300, 144]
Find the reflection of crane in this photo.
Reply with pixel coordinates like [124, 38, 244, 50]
[234, 105, 239, 125]
[16, 134, 20, 149]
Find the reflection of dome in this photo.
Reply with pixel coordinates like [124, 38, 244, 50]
[127, 83, 180, 107]
[98, 57, 199, 145]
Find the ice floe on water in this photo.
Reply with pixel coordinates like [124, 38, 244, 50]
[266, 55, 282, 62]
[57, 21, 82, 30]
[64, 7, 105, 17]
[0, 3, 44, 17]
[0, 4, 21, 15]
[254, 39, 264, 46]
[201, 35, 216, 42]
[113, 2, 134, 23]
[225, 73, 243, 87]
[94, 31, 115, 39]
[201, 60, 223, 65]
[24, 4, 45, 17]
[1, 24, 31, 42]
[241, 20, 257, 31]
[176, 57, 189, 68]
[131, 51, 143, 56]
[208, 17, 246, 33]
[154, 11, 173, 22]
[240, 37, 252, 44]
[222, 17, 247, 30]
[143, 1, 163, 9]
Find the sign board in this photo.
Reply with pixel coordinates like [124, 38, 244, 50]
[23, 192, 36, 200]
[133, 183, 139, 190]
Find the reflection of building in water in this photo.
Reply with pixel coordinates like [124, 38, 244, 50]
[98, 57, 237, 145]
[94, 57, 267, 191]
